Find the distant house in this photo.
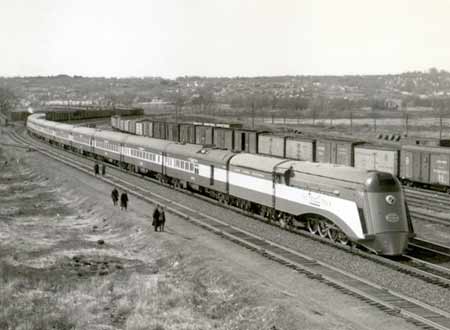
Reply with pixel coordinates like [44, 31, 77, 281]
[384, 99, 402, 110]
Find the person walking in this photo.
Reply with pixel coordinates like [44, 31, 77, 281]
[111, 188, 119, 206]
[101, 163, 106, 176]
[94, 162, 99, 176]
[120, 192, 128, 211]
[158, 206, 166, 232]
[284, 166, 294, 186]
[152, 206, 160, 231]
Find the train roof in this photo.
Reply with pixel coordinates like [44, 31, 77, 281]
[230, 153, 289, 172]
[355, 144, 400, 151]
[278, 160, 371, 184]
[93, 130, 127, 143]
[229, 153, 371, 187]
[123, 135, 171, 150]
[168, 144, 236, 163]
[53, 122, 74, 131]
[71, 126, 97, 136]
[402, 144, 450, 154]
[28, 113, 45, 121]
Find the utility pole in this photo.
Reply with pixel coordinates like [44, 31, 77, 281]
[175, 88, 180, 126]
[405, 112, 409, 136]
[251, 101, 255, 129]
[350, 111, 353, 135]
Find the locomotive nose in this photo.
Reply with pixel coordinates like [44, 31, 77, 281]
[364, 172, 412, 256]
[372, 232, 410, 256]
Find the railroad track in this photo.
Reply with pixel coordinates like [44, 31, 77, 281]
[9, 129, 450, 330]
[406, 188, 450, 226]
[409, 238, 450, 259]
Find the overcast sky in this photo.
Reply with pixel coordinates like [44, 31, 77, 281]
[1, 0, 449, 78]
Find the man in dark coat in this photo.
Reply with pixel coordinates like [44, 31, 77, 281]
[284, 166, 294, 186]
[158, 206, 166, 232]
[94, 162, 99, 175]
[111, 188, 119, 206]
[152, 206, 160, 231]
[101, 164, 106, 176]
[120, 192, 128, 211]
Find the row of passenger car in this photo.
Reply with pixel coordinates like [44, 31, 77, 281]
[27, 113, 414, 256]
[111, 116, 450, 191]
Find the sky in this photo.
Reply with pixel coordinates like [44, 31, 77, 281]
[0, 0, 449, 78]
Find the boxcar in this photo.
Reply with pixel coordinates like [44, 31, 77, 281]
[315, 139, 363, 166]
[128, 120, 137, 135]
[179, 123, 196, 144]
[153, 121, 166, 139]
[124, 120, 131, 133]
[111, 115, 120, 129]
[135, 121, 144, 136]
[285, 137, 315, 161]
[258, 134, 286, 158]
[165, 123, 180, 142]
[213, 127, 234, 150]
[406, 137, 450, 147]
[142, 120, 153, 137]
[401, 145, 450, 188]
[195, 126, 214, 145]
[354, 145, 400, 176]
[234, 129, 261, 154]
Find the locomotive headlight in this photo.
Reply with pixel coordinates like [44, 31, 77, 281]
[385, 195, 396, 205]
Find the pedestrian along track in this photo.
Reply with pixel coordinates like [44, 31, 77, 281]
[9, 129, 450, 330]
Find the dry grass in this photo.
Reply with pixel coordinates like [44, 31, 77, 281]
[0, 144, 301, 330]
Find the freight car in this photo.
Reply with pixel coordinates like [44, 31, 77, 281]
[179, 123, 196, 144]
[257, 133, 286, 158]
[400, 144, 450, 192]
[110, 115, 450, 193]
[285, 137, 315, 162]
[354, 145, 400, 176]
[27, 113, 415, 256]
[234, 129, 264, 154]
[195, 125, 214, 145]
[315, 138, 364, 166]
[213, 127, 234, 150]
[47, 106, 143, 122]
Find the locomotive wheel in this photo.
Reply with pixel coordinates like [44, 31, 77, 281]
[259, 205, 268, 218]
[317, 221, 329, 238]
[327, 225, 349, 245]
[217, 193, 227, 204]
[306, 218, 319, 235]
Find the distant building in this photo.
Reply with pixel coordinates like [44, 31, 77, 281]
[46, 100, 94, 106]
[384, 99, 402, 110]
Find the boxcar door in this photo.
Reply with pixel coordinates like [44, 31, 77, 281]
[412, 151, 421, 181]
[402, 150, 413, 179]
[419, 152, 430, 183]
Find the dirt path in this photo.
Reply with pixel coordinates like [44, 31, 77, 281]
[0, 130, 421, 330]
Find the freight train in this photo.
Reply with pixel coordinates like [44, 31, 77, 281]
[46, 106, 143, 122]
[27, 113, 415, 256]
[112, 116, 450, 193]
